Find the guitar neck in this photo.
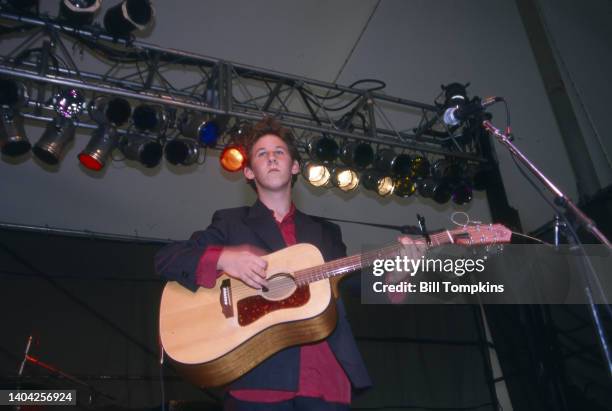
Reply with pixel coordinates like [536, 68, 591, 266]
[294, 231, 453, 286]
[293, 224, 512, 286]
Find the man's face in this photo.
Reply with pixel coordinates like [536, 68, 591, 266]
[243, 134, 300, 193]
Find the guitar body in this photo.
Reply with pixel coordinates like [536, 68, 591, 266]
[159, 243, 338, 388]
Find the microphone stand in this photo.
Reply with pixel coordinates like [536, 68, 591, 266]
[482, 120, 612, 378]
[482, 121, 611, 248]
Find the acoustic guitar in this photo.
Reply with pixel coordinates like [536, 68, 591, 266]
[159, 223, 511, 387]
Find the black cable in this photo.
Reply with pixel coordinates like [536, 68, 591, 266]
[301, 78, 386, 100]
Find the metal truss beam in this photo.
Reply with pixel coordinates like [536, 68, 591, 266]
[0, 9, 485, 162]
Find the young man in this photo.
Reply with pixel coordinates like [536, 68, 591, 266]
[155, 117, 418, 410]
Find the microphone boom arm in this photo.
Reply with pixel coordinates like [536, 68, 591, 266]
[482, 120, 611, 248]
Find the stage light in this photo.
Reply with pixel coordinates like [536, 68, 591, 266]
[332, 167, 359, 192]
[0, 110, 30, 156]
[104, 0, 155, 37]
[89, 96, 132, 126]
[411, 155, 431, 178]
[302, 162, 331, 187]
[164, 137, 199, 166]
[442, 82, 469, 107]
[452, 181, 473, 205]
[361, 170, 394, 197]
[32, 89, 86, 165]
[51, 88, 88, 119]
[78, 125, 119, 171]
[391, 153, 412, 177]
[340, 141, 374, 170]
[119, 133, 162, 168]
[309, 136, 339, 163]
[0, 79, 30, 156]
[432, 180, 453, 204]
[394, 176, 417, 198]
[59, 0, 101, 26]
[431, 158, 462, 180]
[32, 117, 77, 165]
[417, 178, 435, 198]
[179, 113, 229, 147]
[0, 78, 28, 107]
[219, 145, 246, 172]
[373, 148, 396, 173]
[132, 104, 166, 132]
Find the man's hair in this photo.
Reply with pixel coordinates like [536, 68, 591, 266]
[240, 117, 301, 190]
[242, 117, 300, 164]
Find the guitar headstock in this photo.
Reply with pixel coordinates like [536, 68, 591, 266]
[451, 224, 513, 246]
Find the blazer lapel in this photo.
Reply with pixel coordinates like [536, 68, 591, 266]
[244, 200, 286, 252]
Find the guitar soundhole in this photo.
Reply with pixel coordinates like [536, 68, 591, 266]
[263, 273, 297, 301]
[237, 274, 310, 326]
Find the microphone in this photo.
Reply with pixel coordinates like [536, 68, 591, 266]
[443, 96, 502, 126]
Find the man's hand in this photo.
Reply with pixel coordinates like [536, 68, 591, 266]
[390, 235, 428, 283]
[217, 245, 268, 289]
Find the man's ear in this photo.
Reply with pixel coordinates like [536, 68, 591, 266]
[291, 160, 300, 175]
[243, 165, 255, 181]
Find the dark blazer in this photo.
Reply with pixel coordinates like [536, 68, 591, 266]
[154, 200, 372, 391]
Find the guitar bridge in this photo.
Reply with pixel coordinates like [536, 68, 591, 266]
[219, 279, 234, 318]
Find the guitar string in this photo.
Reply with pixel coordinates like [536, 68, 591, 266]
[225, 228, 492, 299]
[225, 241, 407, 299]
[225, 228, 502, 299]
[224, 226, 506, 299]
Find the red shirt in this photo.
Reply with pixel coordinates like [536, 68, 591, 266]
[195, 204, 351, 404]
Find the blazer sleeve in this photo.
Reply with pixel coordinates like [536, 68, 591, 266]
[154, 211, 228, 292]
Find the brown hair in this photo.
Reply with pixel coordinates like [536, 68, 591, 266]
[239, 117, 301, 190]
[241, 117, 300, 164]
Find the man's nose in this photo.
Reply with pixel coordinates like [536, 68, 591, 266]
[267, 152, 278, 162]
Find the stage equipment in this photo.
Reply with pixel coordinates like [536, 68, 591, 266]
[451, 180, 473, 205]
[32, 89, 86, 164]
[411, 155, 431, 179]
[179, 112, 229, 147]
[442, 82, 469, 107]
[302, 162, 331, 187]
[219, 144, 246, 172]
[89, 96, 132, 126]
[78, 125, 119, 171]
[361, 170, 394, 197]
[104, 0, 154, 37]
[331, 167, 359, 192]
[340, 141, 374, 169]
[394, 176, 417, 198]
[164, 137, 199, 166]
[391, 153, 412, 177]
[119, 132, 162, 168]
[132, 104, 166, 132]
[59, 0, 101, 26]
[373, 148, 397, 173]
[0, 78, 30, 156]
[309, 136, 339, 163]
[444, 96, 501, 127]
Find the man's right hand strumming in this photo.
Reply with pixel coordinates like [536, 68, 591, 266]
[217, 245, 269, 289]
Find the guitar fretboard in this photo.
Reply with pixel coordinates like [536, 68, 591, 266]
[293, 230, 457, 286]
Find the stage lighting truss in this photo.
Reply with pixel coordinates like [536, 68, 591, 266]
[0, 9, 487, 197]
